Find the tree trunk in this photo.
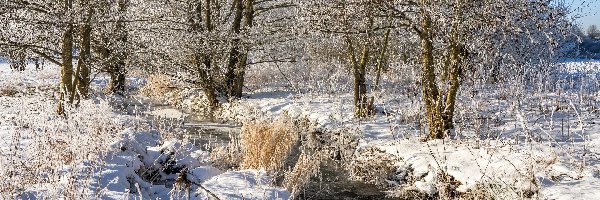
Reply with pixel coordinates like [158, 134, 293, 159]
[232, 0, 253, 98]
[224, 0, 243, 98]
[109, 0, 127, 95]
[419, 1, 444, 139]
[356, 45, 370, 117]
[346, 36, 371, 118]
[35, 58, 41, 70]
[197, 0, 219, 110]
[10, 51, 26, 71]
[374, 25, 391, 91]
[108, 64, 126, 95]
[75, 6, 93, 99]
[233, 54, 246, 98]
[199, 54, 219, 110]
[442, 0, 464, 132]
[419, 0, 464, 139]
[58, 21, 74, 114]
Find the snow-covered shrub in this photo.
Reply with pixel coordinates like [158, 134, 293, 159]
[75, 128, 226, 199]
[0, 97, 130, 199]
[179, 88, 221, 117]
[0, 85, 19, 97]
[283, 150, 321, 197]
[349, 147, 402, 186]
[140, 74, 182, 104]
[210, 137, 243, 170]
[460, 179, 536, 200]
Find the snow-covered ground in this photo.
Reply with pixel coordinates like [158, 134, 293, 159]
[208, 60, 600, 199]
[216, 93, 597, 198]
[1, 60, 599, 199]
[0, 64, 290, 199]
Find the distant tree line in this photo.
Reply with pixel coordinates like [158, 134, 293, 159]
[574, 24, 600, 58]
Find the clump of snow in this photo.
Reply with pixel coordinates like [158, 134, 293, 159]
[202, 170, 291, 200]
[146, 108, 189, 119]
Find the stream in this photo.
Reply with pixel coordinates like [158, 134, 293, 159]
[116, 96, 396, 200]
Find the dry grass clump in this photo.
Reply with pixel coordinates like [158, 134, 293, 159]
[459, 177, 539, 200]
[210, 115, 325, 199]
[140, 74, 180, 101]
[139, 74, 218, 117]
[0, 86, 19, 97]
[240, 116, 299, 172]
[436, 171, 463, 199]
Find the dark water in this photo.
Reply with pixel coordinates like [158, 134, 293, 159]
[117, 96, 240, 151]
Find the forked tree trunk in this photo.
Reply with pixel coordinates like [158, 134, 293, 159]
[419, 1, 444, 139]
[346, 37, 372, 118]
[419, 0, 464, 139]
[232, 0, 253, 98]
[187, 0, 211, 107]
[197, 0, 219, 110]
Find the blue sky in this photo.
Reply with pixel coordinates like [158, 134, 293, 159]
[567, 0, 600, 29]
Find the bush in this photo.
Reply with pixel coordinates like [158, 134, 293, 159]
[0, 98, 132, 199]
[283, 150, 321, 197]
[0, 86, 19, 97]
[139, 74, 181, 103]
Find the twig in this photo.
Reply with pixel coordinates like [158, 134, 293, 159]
[188, 173, 222, 200]
[274, 62, 296, 90]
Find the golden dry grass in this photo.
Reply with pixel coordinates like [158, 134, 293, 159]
[211, 115, 323, 198]
[240, 116, 298, 172]
[140, 74, 179, 99]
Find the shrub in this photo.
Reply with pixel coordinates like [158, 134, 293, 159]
[210, 135, 243, 169]
[0, 86, 19, 97]
[139, 74, 180, 103]
[283, 150, 321, 197]
[0, 98, 131, 199]
[349, 146, 402, 186]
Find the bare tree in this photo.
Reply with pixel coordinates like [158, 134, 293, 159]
[413, 0, 572, 139]
[588, 24, 600, 39]
[128, 0, 297, 111]
[300, 0, 410, 118]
